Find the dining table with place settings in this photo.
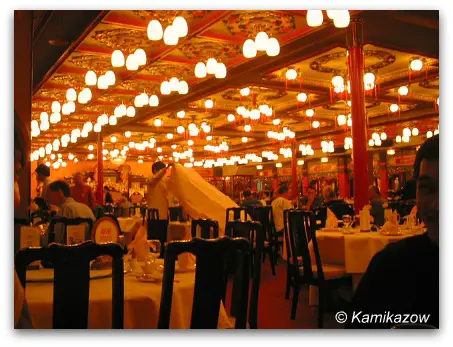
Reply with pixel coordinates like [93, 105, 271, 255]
[23, 259, 234, 329]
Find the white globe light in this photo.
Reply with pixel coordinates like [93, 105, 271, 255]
[312, 120, 320, 128]
[306, 109, 315, 117]
[129, 141, 135, 148]
[398, 86, 409, 96]
[426, 131, 433, 138]
[390, 104, 399, 113]
[178, 80, 189, 94]
[375, 138, 382, 146]
[195, 62, 207, 78]
[205, 99, 214, 108]
[380, 132, 388, 140]
[364, 72, 375, 90]
[337, 114, 346, 126]
[240, 87, 250, 97]
[160, 81, 171, 95]
[259, 104, 269, 114]
[105, 70, 116, 86]
[110, 136, 117, 143]
[167, 133, 174, 140]
[410, 59, 423, 71]
[126, 106, 136, 117]
[147, 20, 163, 41]
[306, 10, 324, 27]
[40, 112, 49, 123]
[68, 101, 76, 113]
[149, 94, 159, 106]
[50, 113, 61, 124]
[206, 58, 218, 74]
[169, 77, 180, 91]
[347, 117, 352, 127]
[97, 75, 109, 89]
[81, 129, 88, 138]
[99, 113, 109, 126]
[126, 54, 139, 71]
[434, 129, 439, 136]
[111, 50, 125, 67]
[396, 135, 402, 143]
[134, 95, 143, 107]
[163, 25, 179, 45]
[326, 10, 338, 19]
[177, 125, 185, 134]
[412, 128, 419, 136]
[154, 118, 162, 127]
[272, 118, 281, 125]
[286, 69, 297, 80]
[40, 121, 49, 131]
[332, 75, 344, 88]
[244, 124, 252, 132]
[85, 70, 97, 86]
[173, 16, 188, 37]
[61, 103, 70, 115]
[227, 114, 235, 122]
[187, 140, 194, 146]
[134, 48, 147, 66]
[333, 10, 350, 28]
[82, 88, 92, 101]
[402, 135, 410, 143]
[51, 101, 61, 113]
[177, 110, 186, 119]
[368, 139, 375, 147]
[403, 127, 412, 137]
[109, 115, 117, 126]
[66, 88, 77, 101]
[242, 137, 248, 143]
[297, 93, 308, 102]
[255, 31, 269, 51]
[266, 37, 280, 56]
[243, 39, 257, 58]
[215, 63, 227, 78]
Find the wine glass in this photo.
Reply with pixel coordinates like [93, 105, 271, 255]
[147, 240, 161, 262]
[342, 215, 352, 229]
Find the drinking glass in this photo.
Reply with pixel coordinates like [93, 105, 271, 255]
[342, 215, 352, 229]
[148, 240, 161, 261]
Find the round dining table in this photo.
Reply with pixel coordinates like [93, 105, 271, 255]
[24, 262, 233, 329]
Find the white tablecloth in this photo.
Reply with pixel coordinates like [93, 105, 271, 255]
[24, 267, 232, 329]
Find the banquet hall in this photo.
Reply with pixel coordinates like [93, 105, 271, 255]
[14, 9, 439, 329]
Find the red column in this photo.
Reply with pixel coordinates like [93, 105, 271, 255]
[338, 156, 351, 198]
[302, 162, 309, 195]
[291, 142, 298, 200]
[347, 17, 369, 213]
[96, 133, 104, 205]
[379, 151, 389, 198]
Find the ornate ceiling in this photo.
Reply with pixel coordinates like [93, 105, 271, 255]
[31, 10, 439, 164]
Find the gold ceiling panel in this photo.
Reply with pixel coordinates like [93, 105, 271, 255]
[97, 94, 133, 104]
[118, 79, 160, 94]
[32, 100, 50, 110]
[83, 104, 114, 113]
[222, 11, 296, 38]
[68, 54, 112, 72]
[221, 86, 288, 102]
[132, 10, 209, 23]
[48, 73, 85, 89]
[91, 27, 153, 52]
[143, 62, 193, 80]
[178, 39, 241, 62]
[35, 88, 67, 100]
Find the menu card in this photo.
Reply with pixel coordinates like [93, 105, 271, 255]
[20, 226, 41, 249]
[66, 225, 86, 245]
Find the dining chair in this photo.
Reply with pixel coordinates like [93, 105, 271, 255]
[158, 237, 251, 329]
[169, 206, 184, 221]
[147, 218, 168, 258]
[249, 206, 276, 276]
[224, 220, 264, 329]
[225, 207, 248, 225]
[48, 217, 94, 244]
[285, 210, 351, 328]
[191, 219, 219, 239]
[15, 241, 124, 329]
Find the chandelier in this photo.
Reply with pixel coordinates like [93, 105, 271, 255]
[242, 30, 280, 59]
[195, 57, 227, 79]
[160, 78, 189, 95]
[306, 10, 350, 28]
[147, 17, 188, 45]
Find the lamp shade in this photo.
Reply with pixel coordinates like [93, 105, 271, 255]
[149, 94, 159, 106]
[173, 16, 188, 37]
[134, 48, 147, 66]
[255, 31, 269, 51]
[306, 10, 323, 27]
[111, 50, 125, 67]
[243, 39, 257, 58]
[195, 62, 207, 78]
[266, 37, 280, 56]
[147, 20, 163, 41]
[163, 25, 179, 45]
[66, 88, 77, 101]
[206, 58, 218, 74]
[215, 63, 227, 78]
[85, 70, 97, 86]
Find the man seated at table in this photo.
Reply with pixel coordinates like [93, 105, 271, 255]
[302, 186, 322, 211]
[346, 135, 439, 329]
[271, 185, 294, 234]
[240, 189, 263, 208]
[368, 185, 387, 227]
[48, 180, 96, 221]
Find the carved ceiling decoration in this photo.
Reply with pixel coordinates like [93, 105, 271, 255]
[132, 10, 209, 23]
[419, 78, 439, 90]
[92, 28, 154, 51]
[179, 40, 241, 61]
[32, 100, 50, 110]
[144, 62, 193, 80]
[36, 88, 67, 100]
[97, 94, 133, 104]
[222, 86, 287, 102]
[165, 111, 219, 122]
[118, 79, 160, 93]
[69, 54, 112, 72]
[223, 11, 296, 38]
[83, 104, 113, 113]
[49, 74, 85, 88]
[310, 50, 396, 75]
[322, 101, 381, 112]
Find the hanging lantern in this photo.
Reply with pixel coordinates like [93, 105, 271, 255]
[306, 109, 315, 117]
[160, 81, 171, 95]
[178, 80, 189, 94]
[50, 113, 60, 124]
[126, 54, 139, 71]
[51, 101, 61, 113]
[206, 58, 218, 74]
[169, 77, 180, 91]
[272, 118, 281, 125]
[266, 37, 280, 56]
[297, 93, 307, 102]
[337, 114, 346, 126]
[242, 137, 248, 143]
[205, 99, 214, 108]
[40, 121, 50, 131]
[61, 103, 70, 115]
[177, 125, 185, 134]
[111, 50, 125, 67]
[227, 114, 235, 122]
[398, 86, 409, 96]
[434, 129, 439, 136]
[390, 104, 399, 113]
[40, 112, 49, 123]
[97, 75, 109, 89]
[173, 16, 188, 37]
[402, 135, 410, 143]
[82, 88, 92, 102]
[147, 94, 158, 107]
[124, 131, 131, 138]
[332, 75, 344, 88]
[286, 69, 297, 80]
[177, 110, 186, 119]
[66, 88, 77, 101]
[81, 129, 88, 138]
[109, 115, 117, 126]
[403, 127, 412, 137]
[85, 70, 97, 86]
[67, 101, 76, 113]
[368, 139, 375, 147]
[412, 128, 419, 136]
[312, 120, 320, 128]
[195, 62, 207, 78]
[326, 10, 338, 19]
[306, 10, 323, 27]
[134, 48, 147, 66]
[240, 87, 250, 97]
[215, 63, 227, 78]
[243, 39, 257, 58]
[426, 131, 433, 138]
[410, 59, 423, 71]
[375, 138, 382, 146]
[104, 70, 116, 86]
[126, 106, 136, 117]
[244, 124, 252, 132]
[147, 20, 163, 41]
[363, 72, 375, 90]
[333, 10, 350, 28]
[255, 32, 269, 51]
[154, 118, 162, 127]
[163, 25, 179, 45]
[380, 132, 388, 140]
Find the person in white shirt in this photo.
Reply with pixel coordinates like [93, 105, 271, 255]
[48, 180, 96, 221]
[271, 185, 294, 234]
[147, 161, 171, 220]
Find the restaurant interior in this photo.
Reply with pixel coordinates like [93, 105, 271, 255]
[14, 9, 439, 330]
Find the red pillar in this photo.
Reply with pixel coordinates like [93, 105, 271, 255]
[291, 142, 298, 200]
[302, 162, 309, 195]
[347, 17, 369, 213]
[379, 151, 389, 198]
[338, 156, 351, 199]
[96, 133, 104, 204]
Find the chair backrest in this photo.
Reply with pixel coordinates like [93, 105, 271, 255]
[169, 206, 184, 221]
[191, 219, 220, 239]
[147, 219, 169, 257]
[48, 217, 94, 244]
[326, 202, 355, 220]
[158, 237, 251, 329]
[250, 206, 273, 241]
[147, 208, 160, 221]
[225, 207, 248, 226]
[103, 205, 114, 214]
[225, 220, 264, 328]
[15, 241, 124, 328]
[286, 210, 323, 281]
[14, 218, 30, 227]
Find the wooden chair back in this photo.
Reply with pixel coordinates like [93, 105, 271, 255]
[225, 207, 248, 225]
[15, 241, 124, 329]
[158, 237, 251, 329]
[191, 219, 219, 239]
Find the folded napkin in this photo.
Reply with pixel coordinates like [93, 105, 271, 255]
[127, 225, 149, 260]
[381, 220, 399, 234]
[326, 208, 339, 228]
[359, 205, 373, 230]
